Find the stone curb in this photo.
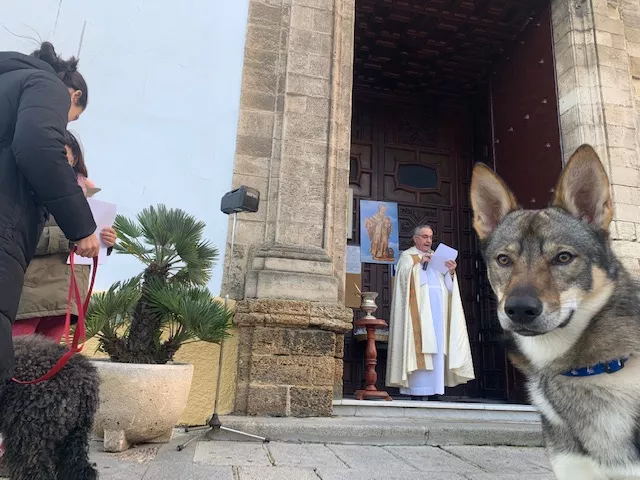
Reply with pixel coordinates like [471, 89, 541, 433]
[203, 415, 544, 447]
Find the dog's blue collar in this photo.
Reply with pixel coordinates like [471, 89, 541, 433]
[562, 358, 628, 377]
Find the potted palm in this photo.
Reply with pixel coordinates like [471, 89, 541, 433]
[86, 204, 233, 452]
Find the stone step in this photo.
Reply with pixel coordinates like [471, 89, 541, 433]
[199, 415, 543, 447]
[333, 399, 541, 423]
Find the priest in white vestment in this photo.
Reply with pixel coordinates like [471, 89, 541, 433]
[386, 225, 475, 397]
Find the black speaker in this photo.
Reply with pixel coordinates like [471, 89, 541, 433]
[220, 186, 260, 214]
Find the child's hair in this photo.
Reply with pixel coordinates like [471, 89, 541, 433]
[64, 130, 88, 177]
[31, 42, 88, 109]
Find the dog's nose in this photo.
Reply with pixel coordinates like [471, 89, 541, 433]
[505, 294, 543, 323]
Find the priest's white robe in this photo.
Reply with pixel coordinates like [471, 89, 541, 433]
[386, 246, 475, 393]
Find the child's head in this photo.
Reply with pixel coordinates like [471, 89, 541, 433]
[64, 130, 88, 177]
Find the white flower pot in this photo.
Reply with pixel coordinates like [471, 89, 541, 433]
[91, 360, 194, 452]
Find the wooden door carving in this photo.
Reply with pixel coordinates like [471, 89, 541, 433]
[381, 106, 456, 253]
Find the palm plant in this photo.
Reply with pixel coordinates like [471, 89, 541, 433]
[86, 204, 233, 364]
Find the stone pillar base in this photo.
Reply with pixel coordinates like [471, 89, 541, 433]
[244, 245, 340, 303]
[234, 299, 352, 417]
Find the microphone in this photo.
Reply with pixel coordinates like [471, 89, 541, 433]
[421, 249, 434, 270]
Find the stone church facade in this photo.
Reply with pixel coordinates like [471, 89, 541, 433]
[222, 0, 640, 416]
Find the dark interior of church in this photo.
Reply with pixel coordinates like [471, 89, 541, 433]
[344, 0, 563, 403]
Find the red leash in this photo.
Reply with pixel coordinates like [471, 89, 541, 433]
[11, 249, 98, 385]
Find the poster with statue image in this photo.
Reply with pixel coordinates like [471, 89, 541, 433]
[359, 200, 399, 264]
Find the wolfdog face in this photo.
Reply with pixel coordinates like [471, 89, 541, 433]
[470, 145, 616, 338]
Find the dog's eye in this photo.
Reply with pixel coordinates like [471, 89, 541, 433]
[496, 254, 512, 267]
[553, 251, 575, 265]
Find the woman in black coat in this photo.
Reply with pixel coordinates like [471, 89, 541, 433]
[0, 42, 100, 384]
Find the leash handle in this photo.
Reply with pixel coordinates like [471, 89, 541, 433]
[12, 249, 98, 385]
[64, 249, 97, 351]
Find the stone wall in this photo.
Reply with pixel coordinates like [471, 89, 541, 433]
[234, 300, 351, 416]
[222, 0, 355, 417]
[552, 0, 640, 274]
[620, 0, 640, 260]
[221, 0, 355, 303]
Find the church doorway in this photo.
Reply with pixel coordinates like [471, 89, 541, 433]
[344, 0, 563, 403]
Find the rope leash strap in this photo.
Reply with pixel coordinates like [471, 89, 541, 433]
[12, 249, 98, 385]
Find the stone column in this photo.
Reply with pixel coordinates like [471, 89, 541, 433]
[552, 0, 640, 275]
[223, 0, 355, 416]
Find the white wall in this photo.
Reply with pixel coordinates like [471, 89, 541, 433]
[2, 0, 249, 294]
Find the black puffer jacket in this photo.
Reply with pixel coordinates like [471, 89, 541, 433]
[0, 51, 96, 382]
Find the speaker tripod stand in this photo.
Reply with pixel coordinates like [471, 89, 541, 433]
[177, 211, 268, 450]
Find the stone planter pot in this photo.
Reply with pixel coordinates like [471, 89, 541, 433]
[91, 360, 194, 452]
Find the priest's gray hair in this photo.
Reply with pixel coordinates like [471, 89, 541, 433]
[413, 225, 433, 236]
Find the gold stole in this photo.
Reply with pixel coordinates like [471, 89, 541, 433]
[409, 254, 426, 369]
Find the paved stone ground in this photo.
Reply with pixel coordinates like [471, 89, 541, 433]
[88, 434, 554, 480]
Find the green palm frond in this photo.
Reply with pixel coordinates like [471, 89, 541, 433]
[172, 241, 218, 286]
[169, 208, 206, 247]
[137, 205, 169, 247]
[85, 276, 141, 339]
[112, 204, 217, 283]
[114, 215, 143, 238]
[87, 204, 233, 364]
[113, 214, 154, 261]
[169, 269, 192, 286]
[145, 281, 232, 345]
[187, 299, 233, 343]
[197, 241, 219, 266]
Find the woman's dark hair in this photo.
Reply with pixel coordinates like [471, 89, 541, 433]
[31, 42, 88, 109]
[64, 130, 88, 177]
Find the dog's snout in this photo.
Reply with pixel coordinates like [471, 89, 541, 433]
[505, 294, 543, 323]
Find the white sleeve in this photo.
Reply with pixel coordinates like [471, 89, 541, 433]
[444, 272, 454, 292]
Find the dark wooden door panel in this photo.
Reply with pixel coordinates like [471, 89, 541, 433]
[476, 256, 508, 400]
[350, 144, 375, 199]
[491, 2, 562, 209]
[490, 1, 560, 403]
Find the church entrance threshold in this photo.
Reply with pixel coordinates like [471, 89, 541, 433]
[333, 399, 540, 423]
[344, 0, 562, 404]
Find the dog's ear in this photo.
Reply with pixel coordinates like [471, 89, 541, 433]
[470, 163, 518, 241]
[552, 144, 613, 232]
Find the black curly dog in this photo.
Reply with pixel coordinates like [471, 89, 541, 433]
[0, 335, 99, 480]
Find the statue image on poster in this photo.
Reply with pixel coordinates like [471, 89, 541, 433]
[360, 200, 399, 264]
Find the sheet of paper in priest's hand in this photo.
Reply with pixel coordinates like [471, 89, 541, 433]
[428, 243, 458, 275]
[68, 198, 117, 266]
